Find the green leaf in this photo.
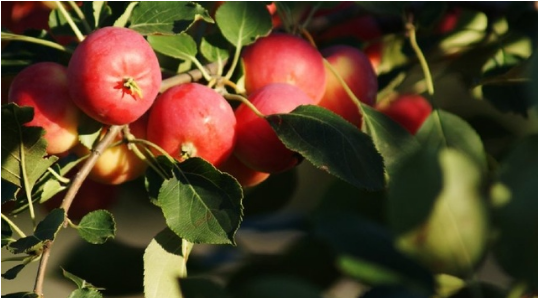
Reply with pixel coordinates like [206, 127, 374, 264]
[396, 149, 489, 277]
[157, 157, 243, 245]
[200, 33, 230, 63]
[77, 116, 103, 150]
[491, 134, 537, 287]
[1, 103, 59, 190]
[215, 2, 272, 47]
[267, 105, 385, 190]
[39, 178, 66, 203]
[144, 228, 188, 298]
[113, 2, 139, 28]
[2, 217, 14, 247]
[417, 110, 487, 171]
[387, 146, 443, 235]
[1, 292, 39, 298]
[147, 34, 197, 62]
[67, 288, 103, 298]
[180, 277, 228, 298]
[7, 208, 65, 254]
[77, 210, 116, 244]
[361, 104, 420, 177]
[129, 2, 213, 35]
[1, 264, 26, 280]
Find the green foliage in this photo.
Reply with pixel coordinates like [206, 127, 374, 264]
[76, 210, 116, 244]
[200, 33, 230, 63]
[129, 2, 213, 35]
[268, 105, 385, 190]
[215, 2, 272, 47]
[148, 34, 198, 62]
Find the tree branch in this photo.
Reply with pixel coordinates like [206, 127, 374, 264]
[159, 60, 224, 93]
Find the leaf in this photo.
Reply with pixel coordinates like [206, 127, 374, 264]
[200, 33, 230, 63]
[77, 116, 103, 150]
[48, 7, 86, 38]
[315, 214, 435, 295]
[387, 146, 443, 235]
[7, 208, 65, 254]
[39, 178, 66, 203]
[180, 277, 228, 298]
[77, 210, 116, 244]
[215, 2, 272, 47]
[1, 103, 59, 190]
[113, 2, 139, 28]
[491, 134, 537, 287]
[156, 157, 243, 245]
[416, 110, 487, 171]
[1, 264, 26, 280]
[396, 149, 489, 277]
[361, 104, 420, 177]
[144, 228, 187, 298]
[267, 105, 385, 190]
[67, 288, 103, 298]
[129, 2, 213, 35]
[2, 217, 14, 248]
[147, 34, 197, 62]
[1, 292, 39, 298]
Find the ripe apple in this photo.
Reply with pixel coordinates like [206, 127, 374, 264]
[218, 154, 270, 188]
[242, 33, 327, 103]
[1, 1, 52, 34]
[234, 83, 313, 173]
[73, 113, 149, 185]
[147, 83, 237, 167]
[42, 171, 118, 221]
[319, 45, 378, 127]
[67, 27, 161, 125]
[375, 94, 432, 135]
[8, 62, 81, 156]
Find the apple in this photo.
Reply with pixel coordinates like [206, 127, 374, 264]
[319, 45, 378, 127]
[1, 1, 52, 34]
[147, 83, 237, 167]
[218, 154, 270, 188]
[67, 27, 161, 125]
[73, 113, 149, 185]
[42, 171, 118, 221]
[241, 33, 327, 103]
[8, 62, 81, 156]
[375, 94, 432, 135]
[234, 83, 313, 173]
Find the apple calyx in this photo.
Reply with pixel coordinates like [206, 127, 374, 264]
[122, 77, 143, 99]
[180, 142, 197, 160]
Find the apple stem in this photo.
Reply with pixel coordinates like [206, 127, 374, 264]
[224, 42, 242, 81]
[67, 1, 92, 34]
[300, 28, 317, 48]
[223, 93, 265, 118]
[47, 167, 70, 184]
[55, 1, 85, 42]
[121, 126, 169, 180]
[323, 58, 365, 121]
[160, 61, 225, 93]
[1, 213, 27, 238]
[406, 22, 434, 96]
[123, 77, 144, 99]
[1, 32, 73, 53]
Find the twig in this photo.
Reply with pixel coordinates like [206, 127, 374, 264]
[160, 61, 224, 93]
[223, 93, 265, 118]
[1, 32, 72, 53]
[55, 1, 85, 42]
[67, 1, 92, 34]
[33, 125, 122, 297]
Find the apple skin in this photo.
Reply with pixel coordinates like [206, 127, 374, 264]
[234, 83, 313, 173]
[1, 1, 51, 34]
[319, 45, 378, 127]
[218, 154, 270, 188]
[242, 33, 327, 104]
[375, 94, 432, 135]
[67, 27, 161, 126]
[147, 83, 237, 167]
[73, 113, 149, 185]
[8, 62, 81, 156]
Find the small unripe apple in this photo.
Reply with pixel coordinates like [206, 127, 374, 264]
[234, 83, 313, 173]
[147, 83, 237, 167]
[8, 62, 81, 156]
[375, 94, 432, 135]
[218, 154, 270, 188]
[319, 45, 378, 127]
[242, 33, 327, 103]
[67, 27, 161, 125]
[73, 114, 149, 185]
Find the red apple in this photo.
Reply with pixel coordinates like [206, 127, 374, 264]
[319, 45, 378, 127]
[73, 113, 149, 185]
[1, 1, 52, 34]
[8, 62, 81, 156]
[375, 94, 432, 135]
[67, 27, 161, 125]
[242, 33, 327, 103]
[234, 83, 313, 173]
[218, 154, 270, 188]
[147, 83, 237, 167]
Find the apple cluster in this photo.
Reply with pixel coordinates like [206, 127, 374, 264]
[7, 20, 432, 196]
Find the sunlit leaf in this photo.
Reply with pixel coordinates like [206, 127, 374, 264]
[144, 228, 188, 298]
[267, 105, 385, 190]
[215, 2, 272, 47]
[129, 2, 213, 35]
[156, 157, 243, 244]
[77, 210, 116, 244]
[200, 33, 230, 63]
[147, 34, 197, 62]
